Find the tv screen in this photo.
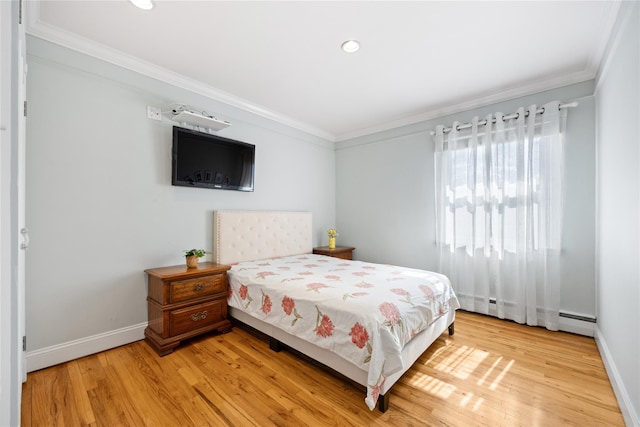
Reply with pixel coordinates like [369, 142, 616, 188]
[172, 126, 255, 192]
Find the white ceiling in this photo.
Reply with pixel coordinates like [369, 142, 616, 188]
[26, 1, 621, 141]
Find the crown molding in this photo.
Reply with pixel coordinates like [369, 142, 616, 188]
[335, 69, 596, 142]
[25, 1, 620, 146]
[24, 3, 336, 142]
[587, 1, 622, 78]
[595, 0, 631, 91]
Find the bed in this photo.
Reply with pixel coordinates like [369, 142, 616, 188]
[213, 210, 460, 412]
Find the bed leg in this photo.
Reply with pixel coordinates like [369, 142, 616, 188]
[269, 337, 282, 352]
[378, 393, 389, 412]
[448, 322, 455, 336]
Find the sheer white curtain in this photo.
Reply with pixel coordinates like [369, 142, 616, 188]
[433, 101, 567, 330]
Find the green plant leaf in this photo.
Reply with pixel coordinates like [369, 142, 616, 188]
[184, 249, 207, 257]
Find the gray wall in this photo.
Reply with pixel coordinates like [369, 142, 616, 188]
[25, 37, 336, 351]
[595, 1, 639, 424]
[336, 81, 597, 319]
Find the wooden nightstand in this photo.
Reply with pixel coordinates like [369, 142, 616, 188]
[313, 246, 355, 260]
[144, 262, 232, 356]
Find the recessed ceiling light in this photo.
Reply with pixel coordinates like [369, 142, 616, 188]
[341, 40, 360, 53]
[129, 0, 154, 10]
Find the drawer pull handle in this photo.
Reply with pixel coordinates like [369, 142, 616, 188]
[194, 284, 204, 292]
[190, 311, 208, 321]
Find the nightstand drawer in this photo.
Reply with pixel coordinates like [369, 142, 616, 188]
[169, 299, 227, 337]
[313, 246, 355, 260]
[169, 274, 226, 303]
[330, 252, 353, 260]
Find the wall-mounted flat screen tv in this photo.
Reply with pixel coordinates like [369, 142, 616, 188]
[172, 126, 255, 192]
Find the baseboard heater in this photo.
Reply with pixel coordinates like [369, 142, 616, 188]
[559, 311, 597, 323]
[487, 297, 597, 323]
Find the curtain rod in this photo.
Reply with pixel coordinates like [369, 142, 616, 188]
[430, 102, 578, 135]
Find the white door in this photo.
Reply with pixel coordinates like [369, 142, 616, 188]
[17, 0, 27, 383]
[0, 1, 8, 424]
[0, 0, 26, 423]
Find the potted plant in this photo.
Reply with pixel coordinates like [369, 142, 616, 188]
[184, 249, 206, 268]
[327, 228, 338, 249]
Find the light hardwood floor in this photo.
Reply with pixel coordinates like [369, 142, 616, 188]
[21, 311, 624, 426]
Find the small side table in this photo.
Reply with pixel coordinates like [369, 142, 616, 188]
[144, 262, 232, 356]
[313, 246, 355, 260]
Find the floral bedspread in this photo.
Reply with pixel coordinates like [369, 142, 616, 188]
[226, 254, 460, 410]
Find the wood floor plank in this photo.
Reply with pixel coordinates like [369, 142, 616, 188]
[85, 379, 132, 427]
[194, 376, 271, 426]
[20, 373, 32, 426]
[65, 360, 97, 426]
[107, 345, 191, 426]
[179, 393, 232, 427]
[21, 311, 625, 426]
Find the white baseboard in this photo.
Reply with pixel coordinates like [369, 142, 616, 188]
[26, 322, 147, 373]
[595, 326, 640, 427]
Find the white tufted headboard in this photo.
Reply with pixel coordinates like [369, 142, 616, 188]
[213, 210, 313, 265]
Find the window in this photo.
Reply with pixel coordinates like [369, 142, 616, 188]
[433, 101, 567, 330]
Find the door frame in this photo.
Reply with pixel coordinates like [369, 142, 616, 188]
[0, 0, 26, 425]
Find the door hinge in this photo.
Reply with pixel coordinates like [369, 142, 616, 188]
[24, 101, 27, 117]
[19, 0, 23, 25]
[20, 228, 29, 250]
[22, 336, 26, 352]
